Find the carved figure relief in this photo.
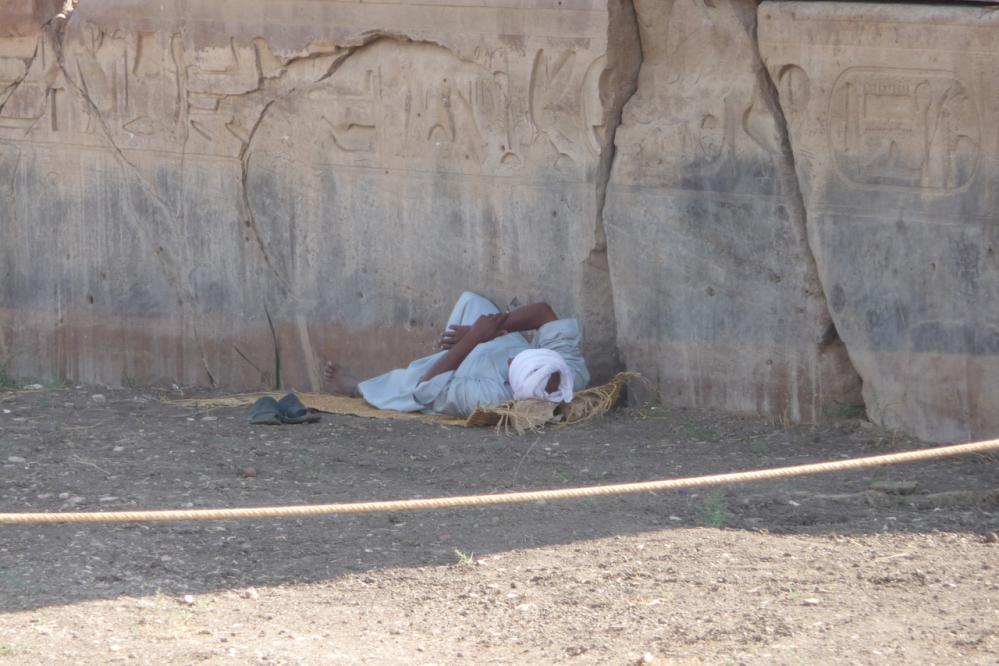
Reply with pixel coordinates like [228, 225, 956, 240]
[614, 0, 770, 181]
[64, 26, 186, 151]
[0, 33, 57, 133]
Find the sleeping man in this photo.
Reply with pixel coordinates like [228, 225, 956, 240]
[323, 291, 590, 418]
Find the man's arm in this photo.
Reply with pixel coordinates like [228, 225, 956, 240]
[501, 302, 558, 333]
[421, 312, 509, 383]
[440, 303, 557, 349]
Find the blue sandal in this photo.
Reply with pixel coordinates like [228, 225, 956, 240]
[276, 392, 321, 424]
[249, 396, 283, 425]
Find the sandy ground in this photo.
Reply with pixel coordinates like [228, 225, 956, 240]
[1, 384, 997, 664]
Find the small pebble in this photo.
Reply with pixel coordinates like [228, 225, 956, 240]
[91, 394, 107, 404]
[985, 532, 998, 544]
[241, 588, 259, 600]
[7, 456, 26, 464]
[201, 416, 217, 421]
[802, 597, 821, 606]
[23, 383, 44, 390]
[241, 467, 257, 478]
[182, 594, 195, 606]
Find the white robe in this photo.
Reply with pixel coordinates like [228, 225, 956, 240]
[358, 292, 590, 417]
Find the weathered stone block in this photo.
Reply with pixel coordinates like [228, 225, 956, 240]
[760, 2, 999, 441]
[605, 0, 860, 421]
[0, 0, 639, 389]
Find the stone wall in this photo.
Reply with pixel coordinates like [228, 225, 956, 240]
[1, 0, 639, 390]
[604, 0, 859, 423]
[759, 2, 999, 442]
[2, 0, 997, 442]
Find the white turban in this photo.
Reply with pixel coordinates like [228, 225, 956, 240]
[508, 349, 573, 403]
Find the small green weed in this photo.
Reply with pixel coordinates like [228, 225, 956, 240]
[695, 491, 728, 528]
[684, 426, 713, 441]
[453, 548, 475, 566]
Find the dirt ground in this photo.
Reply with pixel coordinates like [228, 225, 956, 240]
[0, 384, 997, 665]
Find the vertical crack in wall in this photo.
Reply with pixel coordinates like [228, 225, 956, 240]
[48, 8, 223, 384]
[235, 37, 412, 305]
[589, 0, 643, 378]
[752, 16, 863, 405]
[237, 97, 293, 299]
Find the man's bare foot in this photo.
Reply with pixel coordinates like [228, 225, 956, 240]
[323, 362, 361, 397]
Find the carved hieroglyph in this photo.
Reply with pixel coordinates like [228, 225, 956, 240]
[0, 0, 639, 389]
[604, 0, 860, 421]
[760, 2, 999, 441]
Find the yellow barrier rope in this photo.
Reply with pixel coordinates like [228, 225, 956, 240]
[1, 439, 996, 524]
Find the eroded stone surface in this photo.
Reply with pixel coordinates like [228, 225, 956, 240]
[760, 2, 999, 441]
[0, 0, 639, 389]
[605, 0, 860, 422]
[8, 0, 993, 440]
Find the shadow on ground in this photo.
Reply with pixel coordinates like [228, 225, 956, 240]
[1, 385, 997, 613]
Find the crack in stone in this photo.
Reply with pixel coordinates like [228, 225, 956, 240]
[236, 97, 293, 299]
[233, 42, 393, 302]
[50, 10, 224, 384]
[591, 0, 643, 376]
[753, 18, 863, 392]
[20, 9, 644, 388]
[66, 55, 191, 301]
[234, 33, 493, 305]
[0, 3, 71, 116]
[0, 40, 41, 117]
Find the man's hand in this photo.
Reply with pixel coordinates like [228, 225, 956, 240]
[422, 313, 511, 383]
[468, 313, 509, 344]
[441, 314, 510, 349]
[440, 325, 470, 350]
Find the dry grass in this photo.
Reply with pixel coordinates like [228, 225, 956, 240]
[467, 372, 643, 434]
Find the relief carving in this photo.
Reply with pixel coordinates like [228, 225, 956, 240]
[0, 33, 56, 133]
[67, 26, 185, 149]
[829, 68, 980, 191]
[613, 0, 774, 182]
[248, 40, 606, 178]
[33, 28, 610, 176]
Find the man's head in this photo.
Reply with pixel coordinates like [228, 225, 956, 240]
[508, 349, 573, 403]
